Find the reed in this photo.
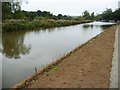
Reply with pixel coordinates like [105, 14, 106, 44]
[2, 20, 92, 32]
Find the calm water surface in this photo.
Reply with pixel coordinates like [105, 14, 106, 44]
[0, 22, 115, 88]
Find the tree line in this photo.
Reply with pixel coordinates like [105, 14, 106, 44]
[77, 8, 120, 22]
[2, 2, 95, 21]
[2, 2, 93, 32]
[96, 8, 120, 22]
[2, 2, 120, 22]
[2, 2, 75, 20]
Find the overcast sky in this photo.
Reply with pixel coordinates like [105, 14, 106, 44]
[21, 0, 119, 16]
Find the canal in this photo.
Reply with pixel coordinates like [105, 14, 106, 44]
[0, 21, 115, 88]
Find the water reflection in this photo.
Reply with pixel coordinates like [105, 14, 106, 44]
[82, 24, 90, 28]
[83, 21, 115, 29]
[82, 24, 94, 29]
[101, 25, 113, 29]
[1, 23, 114, 60]
[2, 31, 31, 59]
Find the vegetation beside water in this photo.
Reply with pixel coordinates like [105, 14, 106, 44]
[2, 20, 92, 32]
[2, 1, 120, 32]
[95, 8, 120, 22]
[2, 2, 94, 32]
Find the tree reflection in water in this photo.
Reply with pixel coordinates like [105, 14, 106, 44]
[82, 24, 113, 30]
[82, 24, 94, 29]
[2, 31, 31, 59]
[101, 25, 112, 30]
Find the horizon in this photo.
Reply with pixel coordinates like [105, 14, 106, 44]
[21, 0, 119, 16]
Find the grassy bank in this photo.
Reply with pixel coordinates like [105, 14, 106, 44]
[2, 20, 92, 32]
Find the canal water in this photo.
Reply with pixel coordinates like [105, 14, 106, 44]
[0, 21, 115, 88]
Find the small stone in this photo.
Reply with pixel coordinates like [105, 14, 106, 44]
[32, 80, 35, 82]
[43, 72, 48, 77]
[26, 82, 29, 85]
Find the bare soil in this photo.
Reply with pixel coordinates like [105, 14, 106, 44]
[28, 26, 116, 88]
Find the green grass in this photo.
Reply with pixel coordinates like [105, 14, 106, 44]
[48, 65, 59, 74]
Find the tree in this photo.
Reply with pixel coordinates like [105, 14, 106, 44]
[11, 2, 21, 13]
[91, 12, 95, 20]
[2, 2, 13, 19]
[14, 10, 25, 19]
[101, 8, 113, 21]
[37, 10, 42, 16]
[113, 8, 120, 22]
[2, 1, 21, 20]
[95, 14, 102, 21]
[27, 12, 38, 20]
[57, 14, 63, 19]
[82, 10, 90, 20]
[95, 8, 120, 22]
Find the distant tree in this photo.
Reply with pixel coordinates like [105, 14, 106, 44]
[95, 14, 102, 21]
[82, 10, 91, 20]
[91, 12, 95, 20]
[37, 10, 42, 16]
[11, 2, 21, 13]
[101, 8, 113, 21]
[2, 1, 21, 20]
[57, 14, 63, 19]
[41, 11, 53, 18]
[27, 12, 38, 20]
[95, 8, 120, 22]
[14, 10, 25, 19]
[52, 15, 58, 20]
[2, 2, 13, 19]
[113, 8, 120, 22]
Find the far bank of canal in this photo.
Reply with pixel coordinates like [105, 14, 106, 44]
[1, 21, 115, 88]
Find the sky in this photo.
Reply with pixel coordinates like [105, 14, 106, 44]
[21, 0, 119, 16]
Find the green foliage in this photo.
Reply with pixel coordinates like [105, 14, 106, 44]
[113, 8, 120, 21]
[2, 1, 120, 23]
[11, 2, 21, 12]
[2, 20, 92, 32]
[2, 2, 21, 20]
[2, 2, 13, 19]
[2, 2, 77, 21]
[48, 65, 59, 74]
[96, 8, 120, 22]
[101, 9, 113, 21]
[90, 12, 95, 20]
[14, 10, 25, 19]
[2, 2, 93, 32]
[76, 11, 95, 20]
[82, 10, 91, 20]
